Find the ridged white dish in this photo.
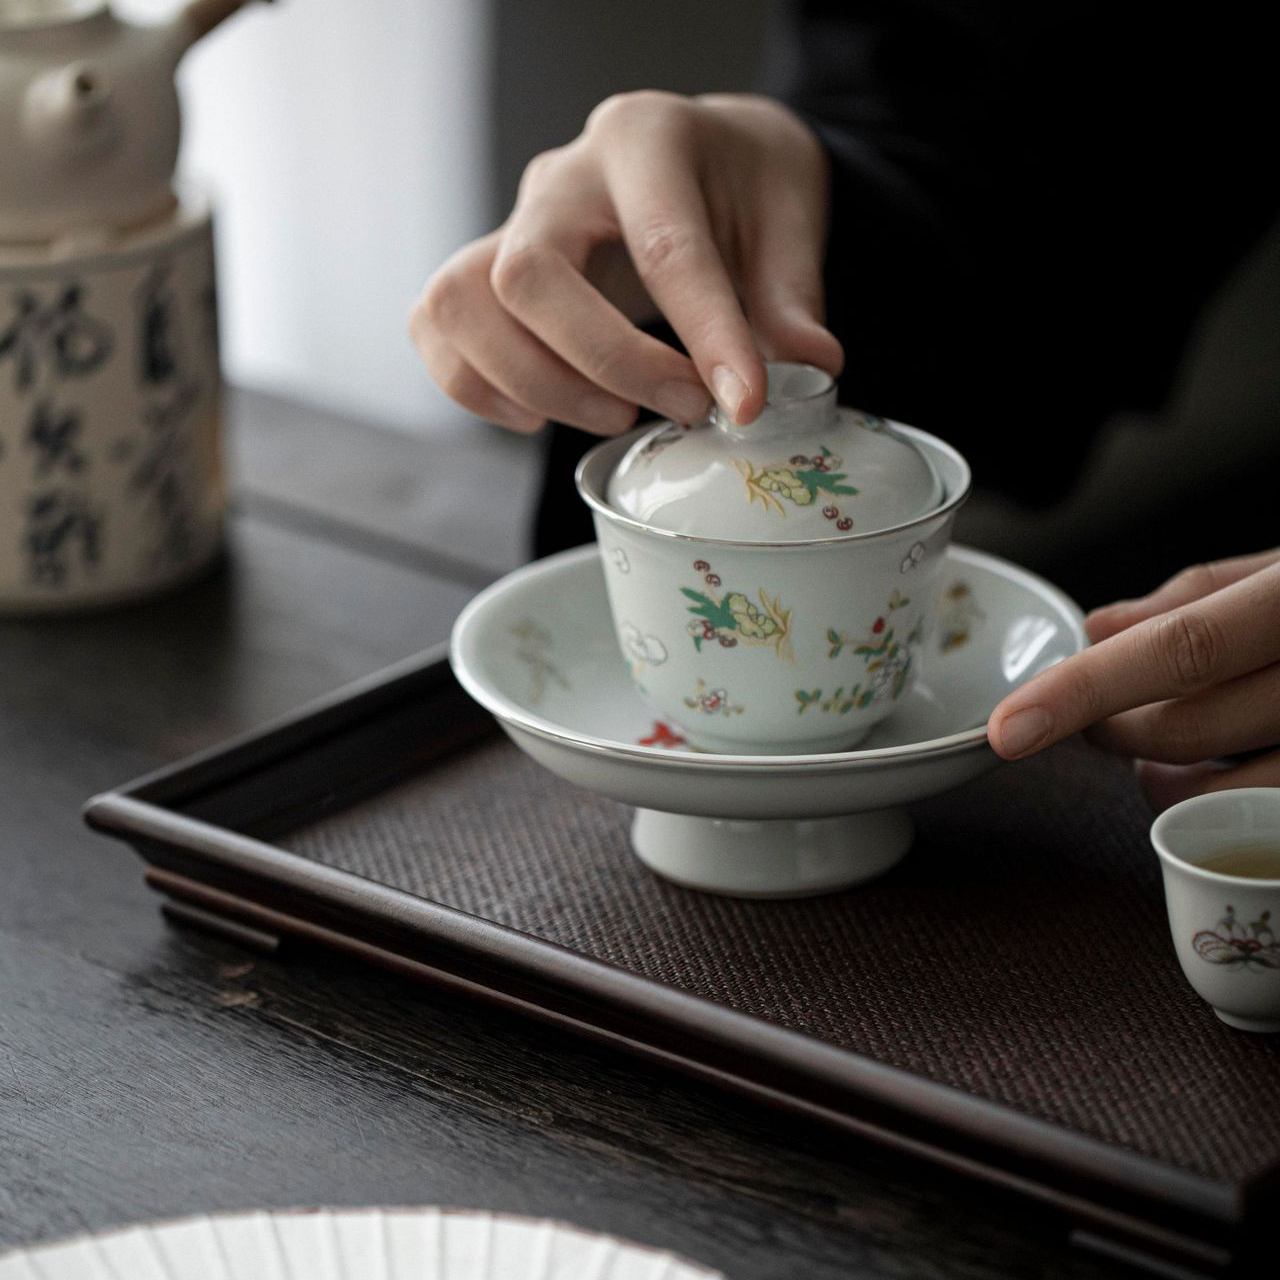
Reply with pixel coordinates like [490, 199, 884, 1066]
[0, 1208, 725, 1280]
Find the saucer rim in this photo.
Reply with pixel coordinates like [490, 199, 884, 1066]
[450, 542, 1085, 772]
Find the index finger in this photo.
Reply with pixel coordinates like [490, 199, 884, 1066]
[988, 561, 1280, 759]
[602, 136, 767, 424]
[1086, 547, 1280, 642]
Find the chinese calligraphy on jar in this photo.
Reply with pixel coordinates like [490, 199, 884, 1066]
[0, 203, 225, 612]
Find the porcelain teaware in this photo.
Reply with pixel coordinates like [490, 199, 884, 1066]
[451, 542, 1086, 896]
[577, 362, 971, 754]
[1151, 789, 1280, 1033]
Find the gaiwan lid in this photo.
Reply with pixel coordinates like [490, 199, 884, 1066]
[606, 362, 942, 541]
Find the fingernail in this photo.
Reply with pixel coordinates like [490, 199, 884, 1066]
[996, 706, 1053, 758]
[711, 364, 748, 422]
[655, 380, 712, 424]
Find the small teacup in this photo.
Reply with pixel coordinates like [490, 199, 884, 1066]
[1151, 788, 1280, 1033]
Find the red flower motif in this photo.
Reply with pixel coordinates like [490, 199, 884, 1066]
[693, 559, 710, 572]
[704, 573, 721, 586]
[836, 516, 853, 531]
[872, 617, 885, 634]
[822, 505, 839, 519]
[640, 721, 687, 748]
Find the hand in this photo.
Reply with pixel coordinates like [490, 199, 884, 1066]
[409, 91, 843, 436]
[987, 549, 1280, 809]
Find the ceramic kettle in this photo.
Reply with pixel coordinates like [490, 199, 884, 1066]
[0, 0, 269, 244]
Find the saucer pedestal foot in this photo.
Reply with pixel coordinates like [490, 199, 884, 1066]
[630, 807, 913, 898]
[1213, 1009, 1280, 1035]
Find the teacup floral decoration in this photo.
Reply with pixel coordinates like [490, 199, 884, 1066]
[683, 678, 744, 718]
[1194, 906, 1279, 969]
[797, 590, 923, 715]
[738, 447, 858, 529]
[681, 559, 792, 659]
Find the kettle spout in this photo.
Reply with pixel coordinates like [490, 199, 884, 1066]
[22, 62, 118, 157]
[172, 0, 274, 56]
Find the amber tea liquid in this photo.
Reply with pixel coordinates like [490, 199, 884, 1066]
[1198, 844, 1280, 879]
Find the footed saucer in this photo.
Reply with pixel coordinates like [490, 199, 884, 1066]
[451, 544, 1085, 897]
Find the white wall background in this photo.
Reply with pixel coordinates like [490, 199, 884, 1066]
[118, 0, 492, 434]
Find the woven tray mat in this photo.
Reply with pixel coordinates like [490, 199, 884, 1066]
[281, 735, 1280, 1183]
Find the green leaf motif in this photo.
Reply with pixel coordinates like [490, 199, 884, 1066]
[795, 689, 821, 715]
[681, 587, 737, 631]
[795, 467, 858, 500]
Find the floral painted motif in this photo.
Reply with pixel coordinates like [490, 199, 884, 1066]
[639, 720, 687, 749]
[900, 541, 926, 574]
[683, 679, 744, 717]
[808, 589, 922, 711]
[938, 581, 985, 652]
[737, 447, 858, 526]
[620, 621, 667, 668]
[795, 686, 873, 716]
[509, 618, 569, 707]
[682, 559, 792, 658]
[1194, 906, 1279, 969]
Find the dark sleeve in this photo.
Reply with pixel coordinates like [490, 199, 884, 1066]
[778, 1, 1279, 503]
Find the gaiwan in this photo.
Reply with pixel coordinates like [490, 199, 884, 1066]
[576, 362, 971, 754]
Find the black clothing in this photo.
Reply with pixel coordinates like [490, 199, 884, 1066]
[534, 2, 1278, 558]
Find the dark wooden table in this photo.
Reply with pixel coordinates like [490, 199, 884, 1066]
[0, 392, 1126, 1280]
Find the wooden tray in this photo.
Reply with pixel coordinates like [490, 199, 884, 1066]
[84, 649, 1280, 1278]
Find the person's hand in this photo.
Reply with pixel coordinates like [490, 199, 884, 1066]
[987, 549, 1280, 809]
[409, 91, 843, 436]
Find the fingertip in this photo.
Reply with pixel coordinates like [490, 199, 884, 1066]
[508, 413, 548, 435]
[787, 315, 846, 378]
[487, 398, 546, 435]
[1084, 602, 1135, 642]
[1084, 613, 1115, 643]
[712, 363, 766, 425]
[753, 305, 845, 378]
[986, 704, 1055, 760]
[814, 328, 845, 378]
[597, 402, 641, 436]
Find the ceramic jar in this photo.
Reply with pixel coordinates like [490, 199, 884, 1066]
[0, 194, 224, 611]
[577, 363, 971, 754]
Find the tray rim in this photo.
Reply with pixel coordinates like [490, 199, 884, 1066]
[83, 645, 1275, 1275]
